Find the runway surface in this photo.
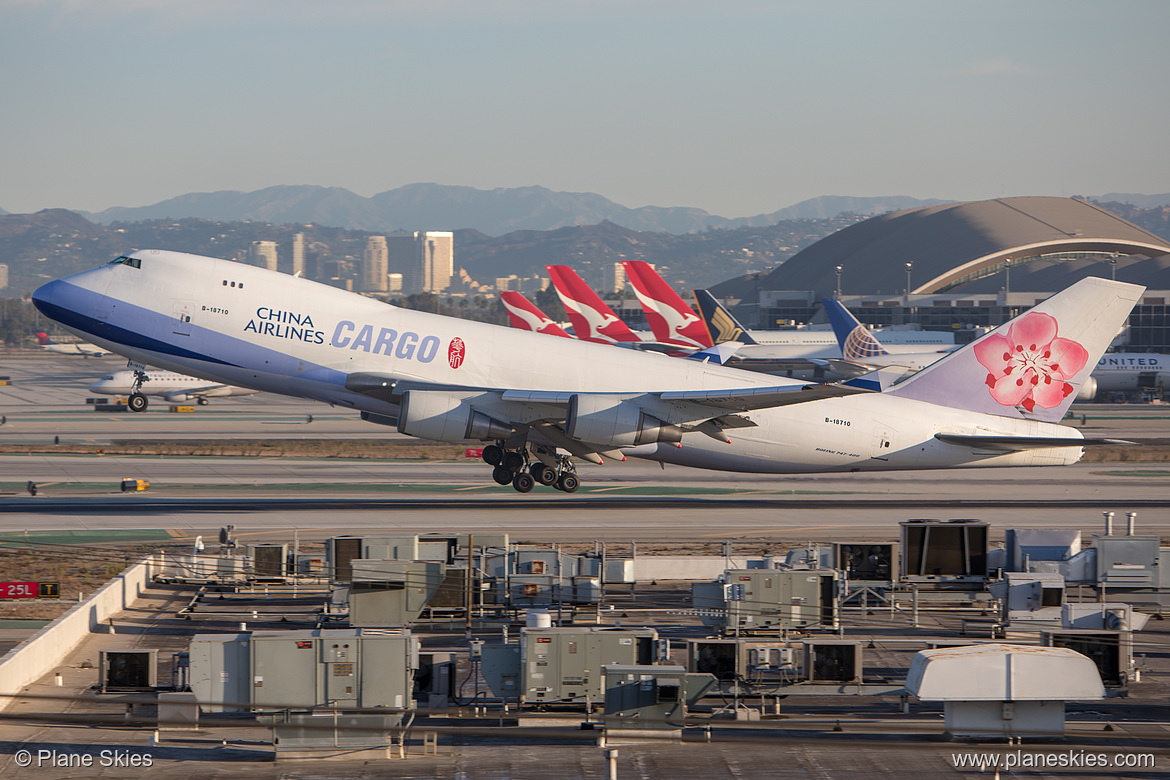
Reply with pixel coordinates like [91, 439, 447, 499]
[2, 353, 1169, 544]
[1, 457, 1167, 543]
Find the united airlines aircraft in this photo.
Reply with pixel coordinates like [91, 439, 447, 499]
[32, 250, 1140, 493]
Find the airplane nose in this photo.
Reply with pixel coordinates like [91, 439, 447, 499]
[31, 279, 62, 318]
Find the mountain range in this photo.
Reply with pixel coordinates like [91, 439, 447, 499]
[72, 184, 953, 236]
[3, 185, 1166, 238]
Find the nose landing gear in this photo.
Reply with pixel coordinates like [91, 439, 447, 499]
[480, 445, 581, 493]
[127, 369, 150, 413]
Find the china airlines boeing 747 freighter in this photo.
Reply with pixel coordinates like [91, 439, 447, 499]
[32, 250, 1140, 493]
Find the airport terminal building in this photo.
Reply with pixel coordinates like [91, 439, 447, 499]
[711, 197, 1170, 350]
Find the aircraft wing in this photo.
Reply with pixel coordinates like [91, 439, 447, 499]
[655, 383, 869, 411]
[162, 384, 233, 400]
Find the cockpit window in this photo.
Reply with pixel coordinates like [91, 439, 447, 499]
[109, 254, 141, 269]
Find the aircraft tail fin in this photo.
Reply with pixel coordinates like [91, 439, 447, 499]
[823, 298, 889, 359]
[499, 292, 572, 338]
[622, 261, 712, 348]
[546, 265, 641, 343]
[886, 277, 1145, 422]
[35, 332, 50, 346]
[694, 289, 758, 345]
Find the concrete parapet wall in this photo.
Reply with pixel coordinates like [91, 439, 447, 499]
[0, 552, 162, 711]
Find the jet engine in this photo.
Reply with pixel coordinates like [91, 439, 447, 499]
[396, 390, 513, 442]
[162, 392, 192, 402]
[1075, 376, 1098, 403]
[565, 394, 682, 448]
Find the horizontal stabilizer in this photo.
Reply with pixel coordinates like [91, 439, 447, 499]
[934, 433, 1133, 451]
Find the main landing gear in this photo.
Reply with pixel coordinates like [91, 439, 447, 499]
[481, 444, 580, 494]
[127, 368, 151, 413]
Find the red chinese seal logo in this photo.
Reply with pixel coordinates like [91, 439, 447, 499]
[448, 337, 465, 369]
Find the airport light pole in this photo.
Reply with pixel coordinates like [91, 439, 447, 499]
[904, 262, 913, 296]
[835, 265, 843, 300]
[1004, 258, 1011, 294]
[1110, 253, 1118, 281]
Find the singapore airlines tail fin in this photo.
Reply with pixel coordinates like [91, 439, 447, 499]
[499, 292, 572, 338]
[622, 261, 712, 349]
[546, 265, 641, 344]
[886, 277, 1144, 422]
[693, 290, 758, 345]
[823, 298, 890, 359]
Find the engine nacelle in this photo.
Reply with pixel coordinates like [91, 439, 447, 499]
[162, 392, 192, 402]
[397, 390, 513, 442]
[565, 394, 682, 448]
[1075, 376, 1098, 403]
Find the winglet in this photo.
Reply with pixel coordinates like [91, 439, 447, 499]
[693, 290, 758, 345]
[886, 277, 1145, 423]
[685, 342, 741, 365]
[823, 298, 889, 359]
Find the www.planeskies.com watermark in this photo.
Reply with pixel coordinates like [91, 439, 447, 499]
[952, 749, 1155, 771]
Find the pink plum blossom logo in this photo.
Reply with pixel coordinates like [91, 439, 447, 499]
[974, 312, 1088, 413]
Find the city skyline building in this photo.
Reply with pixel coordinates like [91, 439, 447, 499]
[604, 262, 626, 293]
[418, 231, 454, 293]
[249, 240, 278, 272]
[363, 235, 389, 293]
[292, 232, 306, 277]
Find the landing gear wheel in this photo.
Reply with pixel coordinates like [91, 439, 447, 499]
[127, 392, 148, 413]
[196, 398, 209, 406]
[531, 463, 557, 486]
[502, 450, 525, 472]
[556, 473, 580, 493]
[512, 472, 535, 493]
[482, 444, 504, 466]
[491, 466, 514, 485]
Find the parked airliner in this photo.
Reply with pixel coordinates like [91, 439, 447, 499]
[89, 369, 260, 412]
[1092, 353, 1170, 395]
[32, 250, 1140, 493]
[35, 332, 110, 357]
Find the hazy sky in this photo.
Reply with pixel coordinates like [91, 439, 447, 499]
[3, 0, 1168, 218]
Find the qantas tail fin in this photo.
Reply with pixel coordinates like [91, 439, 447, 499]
[622, 261, 712, 349]
[499, 292, 572, 338]
[886, 277, 1144, 422]
[693, 290, 758, 345]
[546, 265, 641, 343]
[822, 298, 890, 359]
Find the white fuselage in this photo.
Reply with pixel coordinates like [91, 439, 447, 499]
[88, 369, 258, 401]
[33, 250, 1086, 475]
[1092, 353, 1170, 393]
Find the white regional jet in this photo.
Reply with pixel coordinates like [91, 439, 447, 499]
[89, 369, 259, 412]
[32, 250, 1141, 493]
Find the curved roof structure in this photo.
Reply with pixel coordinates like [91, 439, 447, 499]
[718, 197, 1170, 299]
